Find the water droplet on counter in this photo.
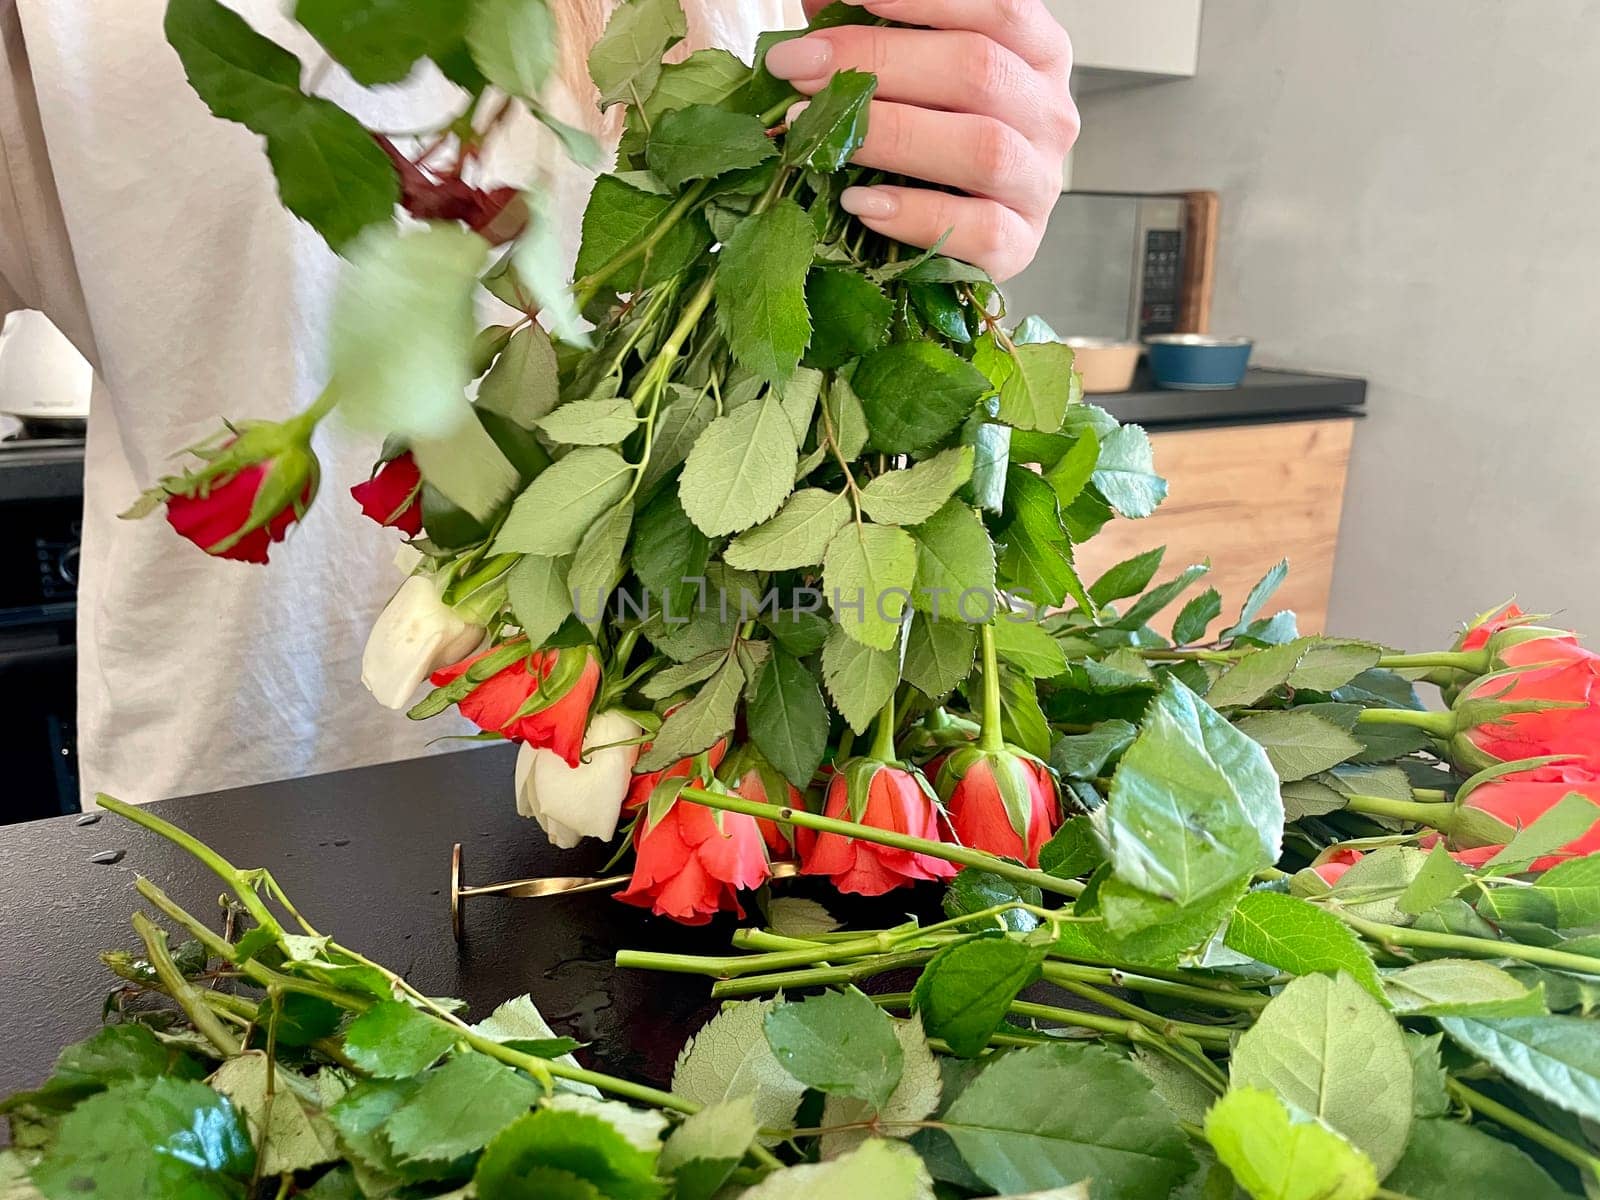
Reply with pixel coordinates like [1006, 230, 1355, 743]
[333, 838, 350, 847]
[76, 813, 101, 826]
[89, 849, 125, 865]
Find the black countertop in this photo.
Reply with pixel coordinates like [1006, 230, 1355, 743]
[0, 745, 925, 1102]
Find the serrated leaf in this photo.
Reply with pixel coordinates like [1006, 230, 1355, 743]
[636, 658, 743, 772]
[999, 466, 1091, 613]
[1290, 639, 1384, 692]
[1204, 1088, 1378, 1200]
[478, 324, 561, 428]
[738, 1139, 933, 1200]
[648, 105, 776, 191]
[902, 615, 976, 701]
[209, 1054, 341, 1176]
[860, 447, 974, 526]
[853, 342, 990, 456]
[588, 0, 688, 109]
[1486, 792, 1600, 869]
[1383, 959, 1545, 1017]
[659, 1097, 758, 1200]
[622, 47, 750, 161]
[473, 1108, 659, 1200]
[716, 200, 815, 385]
[822, 625, 901, 733]
[1206, 640, 1309, 709]
[765, 991, 903, 1113]
[1172, 587, 1223, 645]
[942, 1044, 1194, 1199]
[1088, 547, 1165, 606]
[673, 1000, 807, 1136]
[997, 341, 1077, 434]
[1383, 1117, 1569, 1200]
[466, 0, 556, 99]
[1397, 844, 1469, 916]
[493, 448, 632, 555]
[785, 69, 877, 172]
[679, 395, 799, 537]
[568, 502, 633, 632]
[341, 1001, 458, 1078]
[1223, 559, 1290, 639]
[821, 1018, 940, 1159]
[1103, 676, 1283, 913]
[1223, 891, 1383, 998]
[749, 650, 829, 790]
[385, 1052, 542, 1164]
[1231, 973, 1413, 1176]
[1092, 424, 1167, 518]
[295, 0, 464, 86]
[1482, 852, 1600, 927]
[912, 937, 1046, 1058]
[726, 490, 851, 571]
[536, 398, 640, 446]
[1049, 722, 1137, 782]
[824, 522, 917, 651]
[991, 618, 1068, 679]
[1235, 709, 1363, 782]
[166, 0, 399, 249]
[506, 555, 572, 648]
[575, 176, 709, 292]
[943, 870, 1045, 932]
[1441, 1014, 1600, 1124]
[911, 501, 996, 622]
[804, 270, 892, 370]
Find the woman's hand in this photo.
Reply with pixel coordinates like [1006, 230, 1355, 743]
[770, 0, 1079, 281]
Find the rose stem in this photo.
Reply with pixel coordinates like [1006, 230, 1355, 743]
[1339, 911, 1600, 975]
[1447, 1079, 1600, 1179]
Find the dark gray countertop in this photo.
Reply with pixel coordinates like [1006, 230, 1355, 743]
[0, 745, 925, 1102]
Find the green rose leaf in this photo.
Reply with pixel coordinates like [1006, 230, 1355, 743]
[784, 69, 877, 172]
[341, 1000, 459, 1078]
[493, 448, 633, 556]
[991, 618, 1068, 678]
[1222, 891, 1383, 999]
[294, 0, 465, 86]
[1049, 722, 1137, 782]
[31, 1078, 255, 1200]
[1382, 959, 1546, 1018]
[384, 1052, 543, 1164]
[859, 447, 975, 526]
[942, 1043, 1194, 1199]
[910, 501, 997, 622]
[1440, 1014, 1600, 1123]
[1203, 1087, 1379, 1200]
[902, 615, 976, 701]
[716, 200, 816, 386]
[659, 1097, 759, 1200]
[507, 555, 573, 648]
[1481, 852, 1600, 927]
[647, 105, 777, 192]
[1103, 676, 1283, 917]
[824, 522, 918, 651]
[467, 0, 557, 99]
[1172, 587, 1223, 645]
[208, 1054, 341, 1176]
[474, 1109, 659, 1200]
[679, 395, 800, 537]
[1234, 709, 1364, 782]
[738, 1139, 933, 1200]
[819, 1017, 941, 1160]
[1088, 547, 1165, 606]
[1092, 424, 1167, 518]
[576, 176, 710, 293]
[764, 990, 905, 1114]
[911, 936, 1046, 1058]
[803, 270, 892, 370]
[478, 323, 561, 429]
[1206, 640, 1310, 709]
[750, 650, 830, 790]
[620, 47, 751, 160]
[1231, 973, 1414, 1176]
[726, 490, 852, 572]
[997, 341, 1078, 434]
[635, 657, 743, 772]
[1222, 559, 1290, 640]
[588, 0, 688, 110]
[997, 466, 1091, 612]
[166, 0, 400, 249]
[566, 501, 634, 633]
[854, 342, 990, 456]
[536, 398, 641, 446]
[943, 870, 1044, 933]
[673, 999, 807, 1136]
[1383, 1117, 1570, 1200]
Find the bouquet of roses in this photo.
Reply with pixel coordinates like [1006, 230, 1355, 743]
[20, 1, 1598, 1198]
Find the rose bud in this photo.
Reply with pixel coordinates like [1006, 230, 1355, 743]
[730, 761, 805, 857]
[126, 420, 321, 564]
[351, 451, 423, 537]
[361, 575, 485, 710]
[513, 710, 645, 849]
[624, 731, 730, 811]
[800, 760, 958, 897]
[1309, 847, 1365, 887]
[1443, 763, 1600, 871]
[616, 782, 771, 924]
[429, 644, 601, 767]
[936, 746, 1061, 868]
[1452, 644, 1600, 771]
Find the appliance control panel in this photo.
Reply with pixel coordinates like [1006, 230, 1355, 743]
[1138, 229, 1183, 335]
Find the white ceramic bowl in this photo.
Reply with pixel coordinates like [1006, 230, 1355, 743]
[1063, 337, 1141, 394]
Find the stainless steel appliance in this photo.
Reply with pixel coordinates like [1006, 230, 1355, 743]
[1001, 192, 1188, 342]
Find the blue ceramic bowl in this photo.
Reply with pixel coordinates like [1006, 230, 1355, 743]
[1144, 334, 1254, 391]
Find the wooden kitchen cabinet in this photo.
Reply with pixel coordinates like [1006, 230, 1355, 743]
[1073, 418, 1356, 636]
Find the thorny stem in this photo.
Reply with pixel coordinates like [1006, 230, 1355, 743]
[1040, 961, 1269, 1012]
[1338, 911, 1600, 975]
[572, 181, 712, 310]
[132, 912, 239, 1057]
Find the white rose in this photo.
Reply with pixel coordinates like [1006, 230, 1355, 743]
[514, 709, 645, 849]
[360, 575, 485, 710]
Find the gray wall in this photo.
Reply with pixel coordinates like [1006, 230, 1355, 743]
[1068, 0, 1600, 653]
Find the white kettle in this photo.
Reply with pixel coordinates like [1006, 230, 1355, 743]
[0, 309, 93, 422]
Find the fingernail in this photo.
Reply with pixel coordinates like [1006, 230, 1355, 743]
[765, 36, 831, 81]
[841, 186, 899, 221]
[785, 101, 811, 126]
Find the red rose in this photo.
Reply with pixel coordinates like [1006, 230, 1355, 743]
[624, 730, 729, 811]
[732, 768, 804, 856]
[165, 460, 312, 564]
[1311, 847, 1364, 886]
[1445, 763, 1600, 871]
[429, 645, 600, 767]
[351, 452, 423, 536]
[615, 792, 771, 924]
[1457, 639, 1600, 767]
[940, 750, 1060, 867]
[800, 765, 958, 897]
